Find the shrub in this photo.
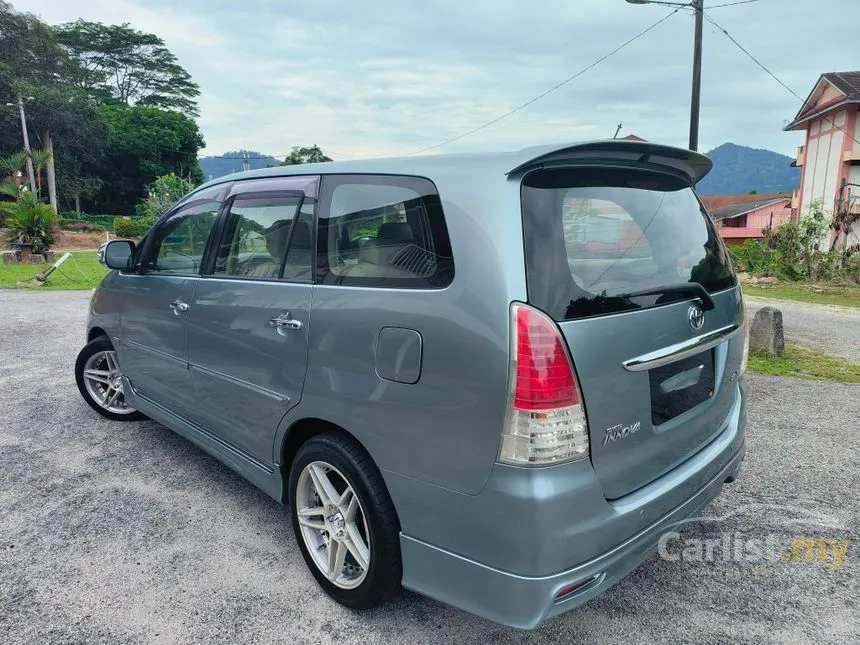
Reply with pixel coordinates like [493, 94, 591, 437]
[58, 218, 105, 233]
[137, 173, 195, 223]
[59, 212, 116, 229]
[114, 218, 150, 238]
[6, 194, 57, 253]
[0, 200, 16, 226]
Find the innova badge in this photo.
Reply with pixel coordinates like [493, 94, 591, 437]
[688, 304, 705, 330]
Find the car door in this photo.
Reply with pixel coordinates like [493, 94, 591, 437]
[118, 185, 226, 416]
[187, 176, 317, 465]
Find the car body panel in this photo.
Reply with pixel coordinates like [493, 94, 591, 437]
[114, 273, 199, 414]
[187, 277, 312, 463]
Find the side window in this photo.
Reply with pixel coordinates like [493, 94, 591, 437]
[147, 200, 220, 275]
[317, 175, 454, 288]
[212, 177, 318, 281]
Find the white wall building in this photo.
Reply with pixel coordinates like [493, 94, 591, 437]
[785, 71, 860, 249]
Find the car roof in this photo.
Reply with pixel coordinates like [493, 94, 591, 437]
[192, 140, 712, 195]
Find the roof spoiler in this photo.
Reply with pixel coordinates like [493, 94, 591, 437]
[506, 140, 713, 185]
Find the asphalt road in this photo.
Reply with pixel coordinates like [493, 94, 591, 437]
[1, 290, 858, 645]
[745, 295, 860, 364]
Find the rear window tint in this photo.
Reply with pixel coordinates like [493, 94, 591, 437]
[316, 175, 454, 289]
[521, 167, 735, 321]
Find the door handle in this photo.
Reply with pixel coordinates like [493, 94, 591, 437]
[268, 314, 303, 330]
[169, 299, 190, 315]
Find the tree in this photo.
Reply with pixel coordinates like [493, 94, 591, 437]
[0, 1, 73, 90]
[139, 172, 195, 222]
[282, 145, 332, 166]
[93, 104, 204, 215]
[23, 85, 110, 212]
[54, 20, 200, 116]
[27, 147, 51, 197]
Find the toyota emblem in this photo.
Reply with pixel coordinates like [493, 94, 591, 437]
[688, 305, 705, 330]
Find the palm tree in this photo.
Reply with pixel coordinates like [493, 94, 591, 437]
[0, 151, 28, 201]
[0, 177, 20, 199]
[27, 148, 53, 199]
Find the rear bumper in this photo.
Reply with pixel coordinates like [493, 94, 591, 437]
[391, 381, 747, 629]
[400, 441, 744, 629]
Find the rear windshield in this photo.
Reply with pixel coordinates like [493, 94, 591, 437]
[521, 167, 735, 321]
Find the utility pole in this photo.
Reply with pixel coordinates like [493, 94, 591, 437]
[243, 151, 250, 172]
[626, 0, 709, 151]
[16, 97, 37, 193]
[689, 0, 704, 152]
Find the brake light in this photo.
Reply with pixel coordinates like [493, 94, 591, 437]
[499, 303, 589, 465]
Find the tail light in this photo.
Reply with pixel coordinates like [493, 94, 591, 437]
[498, 303, 589, 466]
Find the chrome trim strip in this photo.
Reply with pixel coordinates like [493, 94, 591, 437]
[121, 339, 187, 369]
[622, 323, 740, 372]
[188, 362, 290, 403]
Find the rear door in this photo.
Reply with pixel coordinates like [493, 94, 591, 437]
[119, 189, 224, 414]
[520, 163, 743, 499]
[187, 176, 317, 464]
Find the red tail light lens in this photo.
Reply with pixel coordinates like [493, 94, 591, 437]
[499, 303, 589, 465]
[514, 306, 581, 410]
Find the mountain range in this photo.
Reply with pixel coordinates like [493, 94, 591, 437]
[199, 143, 801, 196]
[696, 143, 799, 195]
[199, 150, 281, 180]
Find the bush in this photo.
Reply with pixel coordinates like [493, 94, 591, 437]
[6, 194, 57, 253]
[0, 200, 16, 226]
[114, 218, 150, 238]
[140, 173, 194, 222]
[59, 212, 116, 229]
[58, 218, 105, 233]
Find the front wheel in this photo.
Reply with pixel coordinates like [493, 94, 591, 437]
[75, 336, 146, 421]
[289, 432, 402, 609]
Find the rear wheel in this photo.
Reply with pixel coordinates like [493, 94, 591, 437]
[75, 336, 145, 421]
[289, 432, 401, 609]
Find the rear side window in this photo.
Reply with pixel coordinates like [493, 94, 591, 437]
[316, 175, 454, 288]
[521, 167, 735, 321]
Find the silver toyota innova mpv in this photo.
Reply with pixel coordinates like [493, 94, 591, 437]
[76, 140, 748, 629]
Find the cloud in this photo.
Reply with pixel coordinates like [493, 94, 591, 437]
[24, 0, 859, 159]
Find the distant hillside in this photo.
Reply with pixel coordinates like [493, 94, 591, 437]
[697, 143, 800, 195]
[198, 150, 281, 180]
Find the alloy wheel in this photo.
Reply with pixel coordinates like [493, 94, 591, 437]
[295, 460, 371, 589]
[81, 350, 136, 415]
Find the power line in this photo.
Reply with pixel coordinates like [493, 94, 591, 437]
[707, 0, 762, 9]
[408, 9, 680, 156]
[703, 10, 860, 147]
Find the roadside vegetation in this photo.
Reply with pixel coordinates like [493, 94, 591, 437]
[730, 203, 860, 308]
[748, 345, 860, 383]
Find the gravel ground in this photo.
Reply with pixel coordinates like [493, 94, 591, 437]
[745, 295, 860, 364]
[1, 290, 858, 645]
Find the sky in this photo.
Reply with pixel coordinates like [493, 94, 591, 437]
[24, 0, 860, 161]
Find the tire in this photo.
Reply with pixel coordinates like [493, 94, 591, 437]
[75, 335, 146, 422]
[289, 432, 401, 609]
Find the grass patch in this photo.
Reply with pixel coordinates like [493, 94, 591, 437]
[0, 250, 108, 290]
[748, 344, 860, 383]
[743, 282, 860, 308]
